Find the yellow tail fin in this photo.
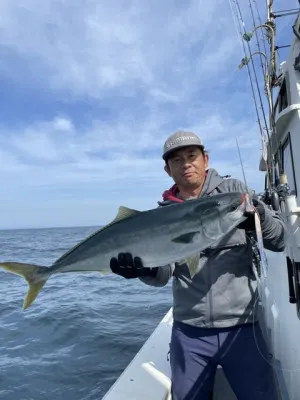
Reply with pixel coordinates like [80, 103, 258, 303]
[0, 262, 49, 310]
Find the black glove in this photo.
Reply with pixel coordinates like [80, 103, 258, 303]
[237, 197, 265, 231]
[110, 252, 159, 279]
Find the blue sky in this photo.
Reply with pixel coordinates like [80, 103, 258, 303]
[0, 0, 297, 229]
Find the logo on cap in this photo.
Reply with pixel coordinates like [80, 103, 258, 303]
[165, 135, 199, 149]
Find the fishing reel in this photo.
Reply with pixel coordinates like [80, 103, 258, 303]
[258, 182, 290, 212]
[258, 189, 279, 211]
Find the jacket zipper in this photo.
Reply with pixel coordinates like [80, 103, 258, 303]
[207, 260, 214, 327]
[209, 288, 214, 327]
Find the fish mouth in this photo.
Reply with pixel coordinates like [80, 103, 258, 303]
[229, 193, 253, 218]
[226, 194, 248, 214]
[242, 193, 255, 213]
[240, 193, 247, 203]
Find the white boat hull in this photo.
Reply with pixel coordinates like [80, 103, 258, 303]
[102, 307, 239, 400]
[260, 250, 300, 400]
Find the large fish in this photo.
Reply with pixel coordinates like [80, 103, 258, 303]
[0, 192, 250, 310]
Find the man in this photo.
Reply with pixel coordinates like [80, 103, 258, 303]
[110, 131, 286, 400]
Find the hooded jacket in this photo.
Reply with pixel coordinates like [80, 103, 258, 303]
[139, 168, 286, 328]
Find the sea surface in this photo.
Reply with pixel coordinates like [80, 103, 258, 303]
[0, 227, 172, 400]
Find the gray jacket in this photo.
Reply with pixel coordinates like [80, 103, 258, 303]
[140, 168, 286, 328]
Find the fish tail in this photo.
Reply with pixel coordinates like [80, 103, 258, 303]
[0, 262, 50, 310]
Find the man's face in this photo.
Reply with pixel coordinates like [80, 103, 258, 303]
[164, 146, 208, 189]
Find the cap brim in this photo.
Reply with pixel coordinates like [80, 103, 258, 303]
[163, 144, 204, 161]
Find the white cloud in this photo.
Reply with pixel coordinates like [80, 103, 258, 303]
[0, 112, 263, 190]
[52, 117, 74, 132]
[0, 0, 249, 100]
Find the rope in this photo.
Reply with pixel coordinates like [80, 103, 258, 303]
[253, 0, 268, 59]
[249, 0, 282, 174]
[249, 0, 268, 96]
[235, 0, 270, 143]
[230, 0, 274, 187]
[228, 0, 264, 140]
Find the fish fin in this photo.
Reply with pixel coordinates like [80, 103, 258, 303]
[172, 231, 201, 244]
[0, 262, 49, 310]
[97, 270, 111, 275]
[186, 254, 200, 278]
[113, 206, 140, 222]
[54, 206, 141, 265]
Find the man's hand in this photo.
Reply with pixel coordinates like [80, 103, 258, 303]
[238, 197, 265, 231]
[110, 252, 159, 279]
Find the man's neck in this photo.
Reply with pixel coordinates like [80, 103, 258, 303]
[177, 184, 203, 200]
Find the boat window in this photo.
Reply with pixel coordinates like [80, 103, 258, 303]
[294, 262, 300, 320]
[275, 161, 280, 177]
[281, 133, 297, 196]
[278, 79, 288, 113]
[274, 151, 281, 181]
[286, 257, 300, 320]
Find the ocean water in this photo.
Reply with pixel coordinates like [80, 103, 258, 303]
[0, 227, 172, 400]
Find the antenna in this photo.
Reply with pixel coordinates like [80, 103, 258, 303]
[236, 137, 249, 193]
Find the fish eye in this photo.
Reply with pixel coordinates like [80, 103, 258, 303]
[228, 202, 239, 212]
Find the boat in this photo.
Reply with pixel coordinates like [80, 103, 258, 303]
[102, 1, 300, 399]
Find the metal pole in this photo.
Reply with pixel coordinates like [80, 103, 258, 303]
[265, 0, 279, 182]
